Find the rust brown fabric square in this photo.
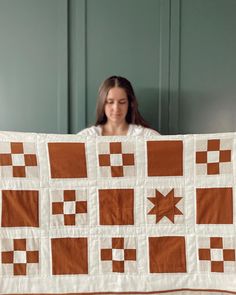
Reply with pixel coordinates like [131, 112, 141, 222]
[124, 249, 136, 260]
[48, 143, 87, 178]
[27, 251, 39, 263]
[1, 251, 14, 263]
[208, 139, 220, 151]
[51, 238, 88, 275]
[149, 236, 186, 273]
[76, 201, 87, 213]
[112, 238, 124, 249]
[220, 150, 231, 162]
[122, 154, 135, 165]
[113, 260, 124, 273]
[64, 190, 76, 201]
[210, 237, 223, 249]
[14, 239, 26, 251]
[147, 141, 183, 176]
[99, 154, 110, 166]
[13, 166, 26, 177]
[223, 249, 235, 261]
[11, 142, 24, 154]
[99, 189, 134, 225]
[64, 215, 76, 225]
[198, 249, 211, 260]
[110, 142, 122, 154]
[196, 151, 207, 163]
[211, 261, 224, 272]
[0, 154, 12, 165]
[111, 166, 124, 177]
[207, 163, 219, 174]
[1, 190, 39, 227]
[14, 263, 27, 275]
[52, 202, 64, 214]
[196, 188, 233, 224]
[24, 154, 37, 166]
[101, 249, 112, 260]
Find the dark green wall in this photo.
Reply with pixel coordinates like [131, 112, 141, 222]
[0, 0, 68, 133]
[0, 0, 235, 134]
[177, 0, 236, 134]
[69, 0, 169, 134]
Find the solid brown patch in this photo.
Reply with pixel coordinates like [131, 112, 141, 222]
[48, 143, 87, 178]
[196, 188, 233, 224]
[99, 189, 134, 225]
[149, 236, 186, 273]
[2, 191, 39, 227]
[51, 238, 88, 275]
[147, 141, 183, 176]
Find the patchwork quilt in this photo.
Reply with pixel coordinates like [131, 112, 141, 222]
[0, 130, 235, 294]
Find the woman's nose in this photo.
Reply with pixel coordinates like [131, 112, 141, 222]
[112, 103, 120, 111]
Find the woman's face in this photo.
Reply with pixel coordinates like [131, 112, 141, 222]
[104, 87, 129, 125]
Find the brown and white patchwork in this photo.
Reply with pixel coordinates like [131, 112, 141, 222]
[1, 238, 39, 276]
[51, 190, 88, 226]
[0, 142, 38, 178]
[146, 188, 184, 224]
[195, 139, 232, 175]
[100, 237, 137, 273]
[97, 142, 135, 177]
[198, 237, 236, 273]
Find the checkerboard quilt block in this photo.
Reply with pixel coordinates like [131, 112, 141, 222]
[198, 237, 236, 273]
[98, 141, 135, 177]
[0, 131, 236, 294]
[50, 189, 88, 226]
[100, 237, 137, 273]
[195, 138, 232, 175]
[1, 238, 39, 276]
[0, 142, 39, 178]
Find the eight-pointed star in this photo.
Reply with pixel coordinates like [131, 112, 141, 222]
[148, 189, 183, 223]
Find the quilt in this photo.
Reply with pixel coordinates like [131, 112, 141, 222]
[0, 130, 235, 294]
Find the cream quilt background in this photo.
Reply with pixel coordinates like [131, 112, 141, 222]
[0, 131, 235, 294]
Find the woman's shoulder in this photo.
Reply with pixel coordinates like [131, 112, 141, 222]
[129, 124, 160, 136]
[77, 125, 102, 136]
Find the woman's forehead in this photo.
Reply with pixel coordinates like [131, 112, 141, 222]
[107, 87, 128, 99]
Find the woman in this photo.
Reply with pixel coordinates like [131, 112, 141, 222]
[78, 76, 160, 136]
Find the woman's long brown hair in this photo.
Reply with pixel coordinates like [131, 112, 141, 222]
[95, 76, 151, 128]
